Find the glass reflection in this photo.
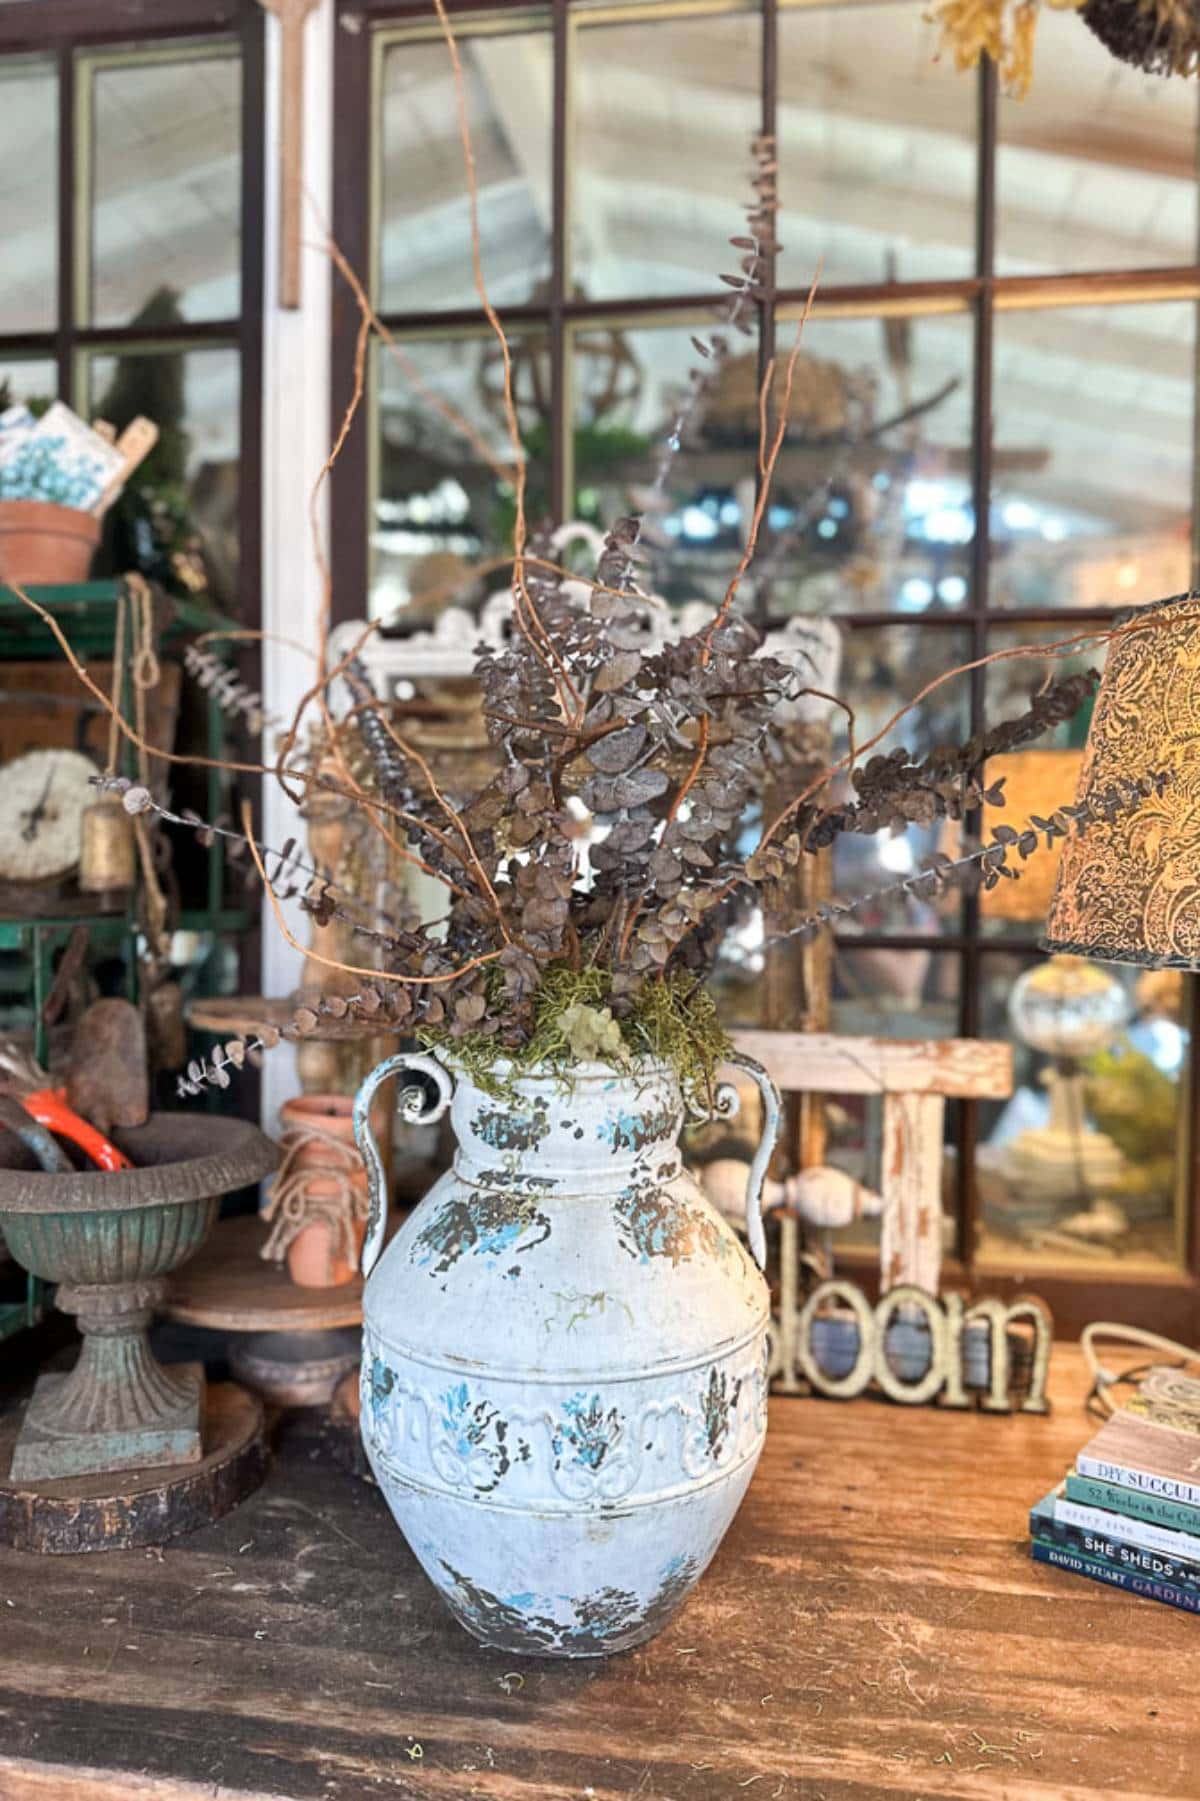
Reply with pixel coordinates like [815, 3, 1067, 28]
[0, 56, 57, 332]
[380, 32, 552, 314]
[977, 950, 1186, 1273]
[778, 1, 975, 291]
[89, 49, 241, 327]
[568, 310, 973, 620]
[0, 359, 57, 412]
[990, 302, 1194, 611]
[571, 10, 760, 301]
[371, 333, 550, 622]
[759, 310, 974, 618]
[831, 624, 970, 933]
[85, 345, 240, 612]
[997, 8, 1198, 275]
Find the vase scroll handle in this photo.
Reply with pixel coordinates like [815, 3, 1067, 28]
[691, 1053, 781, 1272]
[353, 1053, 455, 1278]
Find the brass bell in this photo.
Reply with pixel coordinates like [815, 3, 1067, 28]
[79, 797, 136, 897]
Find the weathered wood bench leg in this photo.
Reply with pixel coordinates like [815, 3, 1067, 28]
[880, 1091, 945, 1295]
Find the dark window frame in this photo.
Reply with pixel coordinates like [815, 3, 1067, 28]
[335, 0, 1200, 1336]
[0, 0, 265, 636]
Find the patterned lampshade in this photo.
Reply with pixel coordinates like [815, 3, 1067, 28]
[1044, 592, 1200, 967]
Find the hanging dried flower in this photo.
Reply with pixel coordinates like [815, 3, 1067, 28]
[1080, 0, 1200, 74]
[928, 0, 1083, 98]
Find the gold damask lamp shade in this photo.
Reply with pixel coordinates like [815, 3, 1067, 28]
[1044, 592, 1200, 967]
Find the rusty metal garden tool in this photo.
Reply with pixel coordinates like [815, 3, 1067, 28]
[0, 1093, 73, 1174]
[65, 998, 149, 1137]
[0, 1040, 132, 1172]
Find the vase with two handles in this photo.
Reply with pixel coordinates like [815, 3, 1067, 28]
[353, 1050, 780, 1658]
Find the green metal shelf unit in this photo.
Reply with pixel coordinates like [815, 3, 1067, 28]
[0, 578, 256, 1343]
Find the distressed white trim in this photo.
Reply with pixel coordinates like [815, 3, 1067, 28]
[258, 0, 334, 1131]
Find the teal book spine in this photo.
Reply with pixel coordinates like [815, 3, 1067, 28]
[1066, 1470, 1200, 1539]
[1030, 1493, 1200, 1592]
[1032, 1539, 1200, 1617]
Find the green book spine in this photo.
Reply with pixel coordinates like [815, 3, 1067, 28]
[1031, 1493, 1200, 1591]
[1032, 1538, 1200, 1617]
[1066, 1470, 1200, 1539]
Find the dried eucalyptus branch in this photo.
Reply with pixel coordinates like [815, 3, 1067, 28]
[183, 645, 282, 739]
[90, 774, 408, 947]
[761, 769, 1170, 944]
[802, 668, 1101, 846]
[176, 984, 397, 1098]
[648, 133, 779, 505]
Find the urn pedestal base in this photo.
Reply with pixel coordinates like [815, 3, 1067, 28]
[9, 1276, 204, 1483]
[12, 1361, 204, 1483]
[0, 1381, 266, 1554]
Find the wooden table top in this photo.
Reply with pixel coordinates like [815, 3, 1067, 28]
[0, 1344, 1193, 1800]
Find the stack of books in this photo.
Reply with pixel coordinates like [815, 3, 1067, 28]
[1031, 1366, 1200, 1616]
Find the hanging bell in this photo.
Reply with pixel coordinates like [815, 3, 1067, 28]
[79, 796, 137, 898]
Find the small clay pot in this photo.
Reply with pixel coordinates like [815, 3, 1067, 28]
[0, 500, 100, 586]
[277, 1094, 367, 1289]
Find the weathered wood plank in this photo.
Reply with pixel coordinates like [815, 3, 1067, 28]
[0, 1349, 1192, 1801]
[731, 1030, 1013, 1098]
[880, 1090, 946, 1293]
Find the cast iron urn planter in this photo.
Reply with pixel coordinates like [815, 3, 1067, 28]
[0, 1113, 279, 1481]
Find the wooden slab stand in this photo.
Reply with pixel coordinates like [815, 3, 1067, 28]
[0, 1382, 265, 1554]
[163, 1214, 363, 1334]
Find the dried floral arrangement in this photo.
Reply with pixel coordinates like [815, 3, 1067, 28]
[11, 0, 1177, 1108]
[928, 0, 1200, 98]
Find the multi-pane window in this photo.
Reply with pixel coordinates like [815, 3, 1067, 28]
[333, 0, 1200, 1333]
[0, 8, 261, 623]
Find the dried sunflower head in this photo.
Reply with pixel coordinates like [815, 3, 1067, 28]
[1080, 0, 1200, 74]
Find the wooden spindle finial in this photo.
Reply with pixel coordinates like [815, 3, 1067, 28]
[259, 0, 322, 309]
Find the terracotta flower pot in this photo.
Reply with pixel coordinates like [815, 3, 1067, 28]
[0, 500, 100, 586]
[265, 1094, 368, 1290]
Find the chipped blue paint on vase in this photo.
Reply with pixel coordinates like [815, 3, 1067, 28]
[354, 1052, 779, 1659]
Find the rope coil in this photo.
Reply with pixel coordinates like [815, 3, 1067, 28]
[260, 1115, 369, 1265]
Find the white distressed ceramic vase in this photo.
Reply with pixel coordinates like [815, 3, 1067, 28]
[353, 1050, 780, 1657]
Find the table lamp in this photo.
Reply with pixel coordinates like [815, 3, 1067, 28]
[1044, 591, 1200, 966]
[997, 955, 1129, 1212]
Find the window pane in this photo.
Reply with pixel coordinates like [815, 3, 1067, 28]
[0, 55, 57, 331]
[763, 308, 975, 616]
[833, 946, 959, 1040]
[832, 623, 971, 933]
[568, 315, 751, 610]
[568, 308, 974, 616]
[984, 621, 1103, 746]
[778, 2, 975, 290]
[87, 48, 241, 328]
[379, 31, 552, 315]
[990, 301, 1195, 610]
[976, 949, 1187, 1275]
[84, 345, 241, 613]
[571, 10, 760, 301]
[997, 9, 1198, 274]
[0, 358, 58, 412]
[372, 332, 550, 622]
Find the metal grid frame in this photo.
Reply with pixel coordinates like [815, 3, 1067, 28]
[357, 0, 1195, 1331]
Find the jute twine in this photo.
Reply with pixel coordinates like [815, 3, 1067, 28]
[260, 1115, 369, 1263]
